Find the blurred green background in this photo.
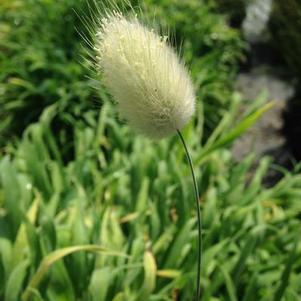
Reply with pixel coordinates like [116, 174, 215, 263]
[0, 0, 301, 300]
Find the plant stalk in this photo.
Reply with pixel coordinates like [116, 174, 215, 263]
[177, 129, 202, 301]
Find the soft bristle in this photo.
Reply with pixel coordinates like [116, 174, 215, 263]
[95, 13, 195, 139]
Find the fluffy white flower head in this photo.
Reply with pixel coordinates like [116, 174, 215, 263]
[96, 13, 196, 139]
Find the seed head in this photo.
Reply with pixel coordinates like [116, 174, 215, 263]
[95, 13, 196, 139]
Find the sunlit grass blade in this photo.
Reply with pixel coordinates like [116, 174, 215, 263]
[22, 245, 128, 301]
[195, 102, 273, 165]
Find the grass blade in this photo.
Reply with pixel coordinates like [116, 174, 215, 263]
[22, 245, 128, 301]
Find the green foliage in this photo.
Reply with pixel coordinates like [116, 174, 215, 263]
[1, 0, 300, 300]
[269, 0, 301, 82]
[0, 0, 244, 150]
[1, 96, 301, 300]
[0, 0, 98, 147]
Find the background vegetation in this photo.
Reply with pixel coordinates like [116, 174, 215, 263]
[269, 0, 301, 83]
[269, 0, 301, 162]
[0, 0, 300, 300]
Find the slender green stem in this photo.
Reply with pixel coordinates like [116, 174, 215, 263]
[177, 129, 202, 301]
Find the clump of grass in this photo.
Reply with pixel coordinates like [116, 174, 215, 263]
[2, 92, 300, 300]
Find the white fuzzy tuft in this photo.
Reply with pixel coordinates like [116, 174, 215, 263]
[95, 13, 196, 139]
